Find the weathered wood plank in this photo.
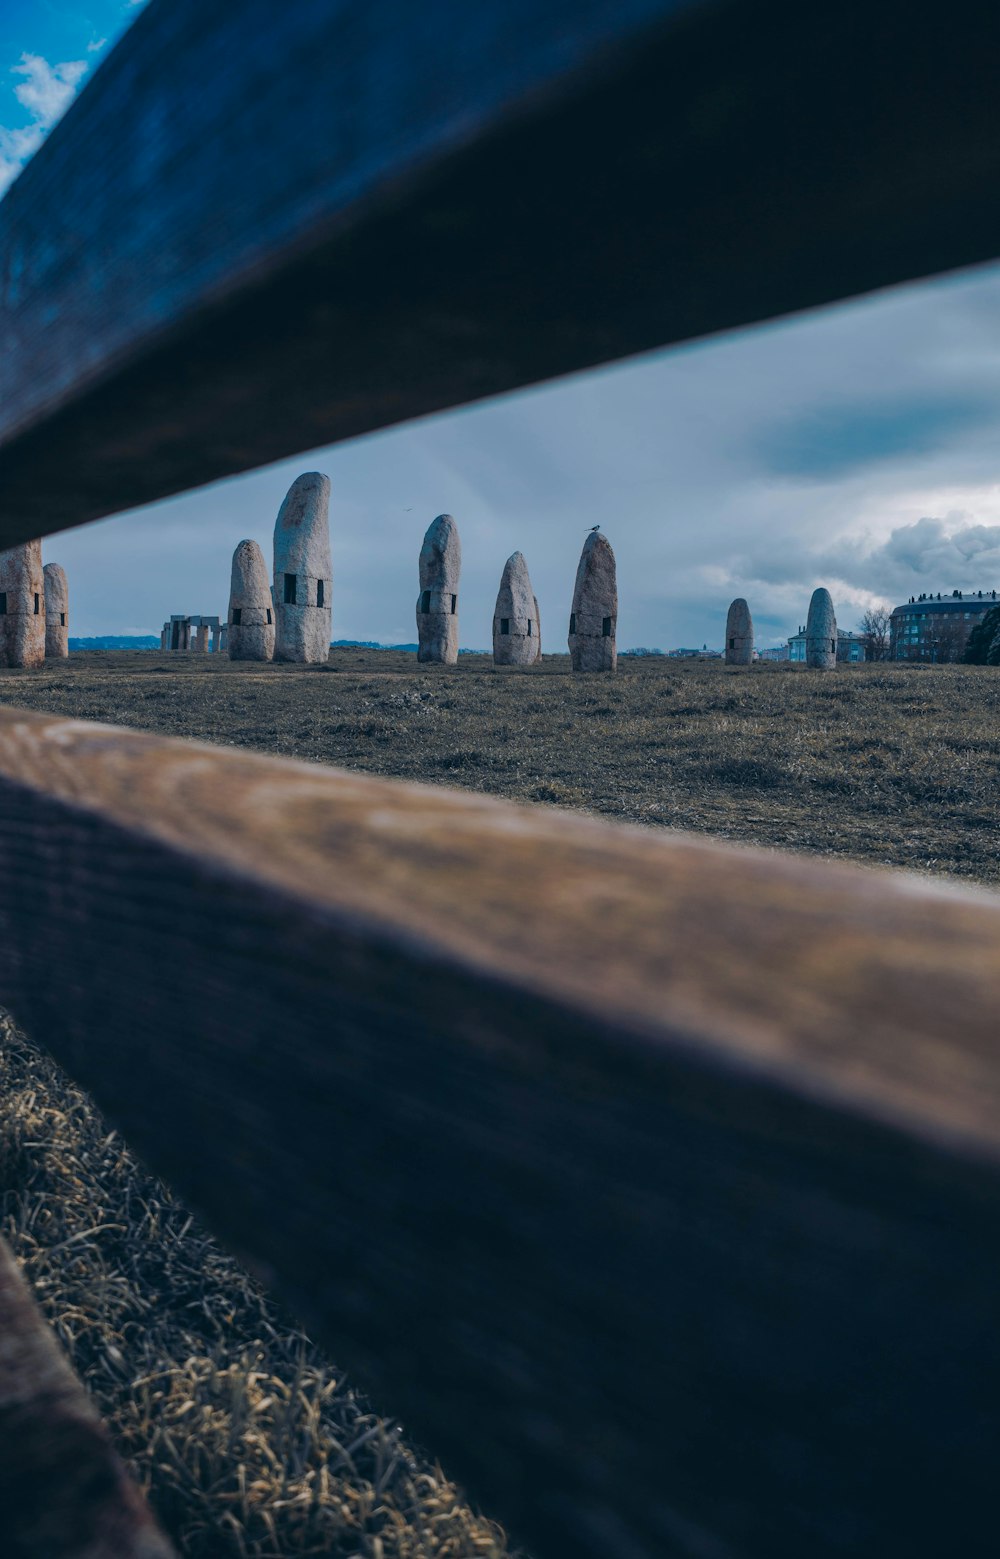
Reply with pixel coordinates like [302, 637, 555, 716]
[5, 0, 1000, 540]
[0, 1233, 175, 1557]
[0, 707, 997, 1558]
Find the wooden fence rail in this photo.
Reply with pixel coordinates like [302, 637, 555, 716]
[5, 0, 1000, 539]
[0, 1232, 174, 1557]
[0, 708, 997, 1558]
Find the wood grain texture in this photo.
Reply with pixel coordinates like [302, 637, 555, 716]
[6, 0, 1000, 538]
[0, 1234, 174, 1558]
[0, 707, 997, 1557]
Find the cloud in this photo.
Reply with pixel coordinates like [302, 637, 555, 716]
[12, 53, 87, 122]
[756, 396, 992, 479]
[846, 515, 1000, 591]
[0, 53, 88, 197]
[713, 505, 1000, 643]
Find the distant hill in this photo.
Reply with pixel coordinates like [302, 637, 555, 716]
[68, 637, 493, 654]
[332, 640, 419, 651]
[70, 636, 160, 651]
[333, 640, 487, 654]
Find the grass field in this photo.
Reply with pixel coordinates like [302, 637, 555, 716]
[0, 647, 997, 882]
[2, 647, 999, 1554]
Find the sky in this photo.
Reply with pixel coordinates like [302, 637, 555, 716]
[8, 8, 1000, 648]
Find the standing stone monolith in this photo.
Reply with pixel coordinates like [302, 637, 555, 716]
[533, 595, 542, 662]
[43, 563, 69, 658]
[493, 552, 539, 665]
[0, 541, 45, 668]
[273, 472, 332, 663]
[806, 587, 837, 669]
[568, 530, 617, 672]
[416, 514, 461, 664]
[228, 539, 275, 662]
[725, 598, 753, 665]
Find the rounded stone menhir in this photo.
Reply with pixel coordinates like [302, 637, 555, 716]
[806, 587, 837, 669]
[416, 513, 461, 664]
[0, 541, 45, 668]
[725, 598, 753, 665]
[228, 539, 275, 661]
[493, 552, 540, 665]
[568, 530, 617, 672]
[43, 562, 69, 659]
[273, 472, 332, 663]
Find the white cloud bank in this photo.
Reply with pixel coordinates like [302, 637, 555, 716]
[0, 53, 88, 197]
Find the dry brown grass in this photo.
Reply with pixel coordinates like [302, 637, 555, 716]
[1, 648, 998, 881]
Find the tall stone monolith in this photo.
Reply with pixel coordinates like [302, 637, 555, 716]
[43, 563, 69, 658]
[533, 595, 542, 662]
[806, 587, 837, 669]
[229, 540, 275, 662]
[493, 552, 539, 665]
[273, 472, 332, 663]
[725, 598, 753, 665]
[568, 531, 617, 672]
[416, 513, 461, 664]
[0, 541, 45, 668]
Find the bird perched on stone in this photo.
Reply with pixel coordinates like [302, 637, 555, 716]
[589, 524, 600, 532]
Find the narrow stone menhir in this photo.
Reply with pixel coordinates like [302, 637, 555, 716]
[725, 598, 753, 665]
[533, 595, 542, 662]
[273, 472, 332, 663]
[568, 531, 617, 671]
[228, 540, 275, 661]
[493, 553, 539, 665]
[43, 563, 69, 659]
[806, 587, 837, 669]
[0, 541, 45, 668]
[416, 514, 461, 664]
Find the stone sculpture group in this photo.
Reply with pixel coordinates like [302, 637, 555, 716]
[725, 586, 839, 667]
[0, 484, 839, 679]
[413, 515, 615, 671]
[162, 472, 333, 665]
[163, 479, 621, 673]
[0, 541, 69, 668]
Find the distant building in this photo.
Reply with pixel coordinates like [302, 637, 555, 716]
[787, 627, 864, 663]
[890, 590, 999, 661]
[164, 614, 223, 651]
[758, 645, 790, 662]
[836, 630, 866, 664]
